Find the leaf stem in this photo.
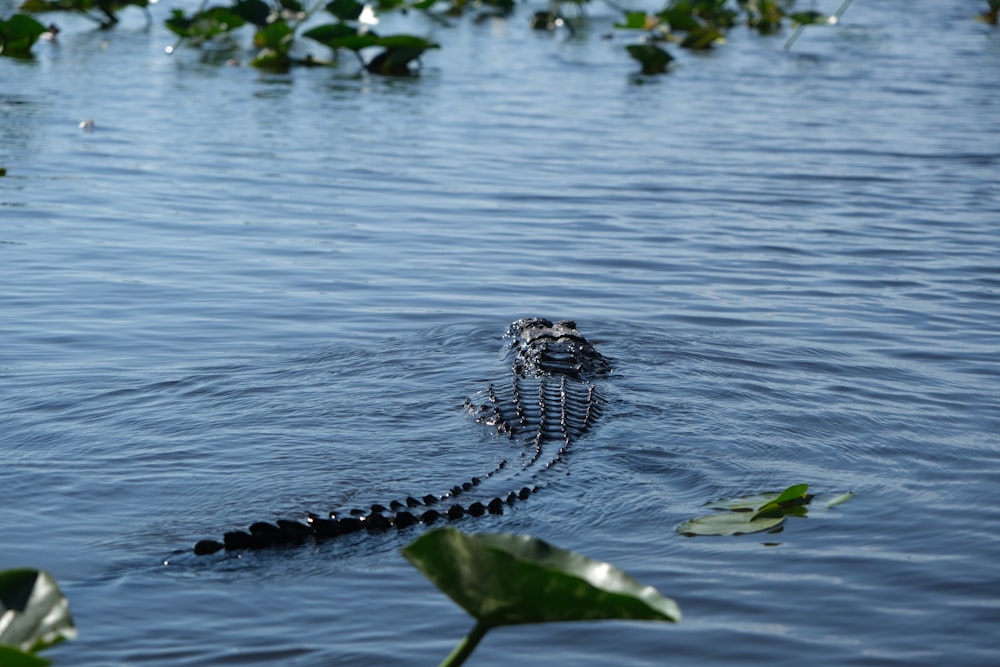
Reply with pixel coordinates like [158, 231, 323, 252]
[438, 621, 491, 667]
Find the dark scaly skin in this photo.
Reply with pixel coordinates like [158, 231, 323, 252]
[192, 318, 609, 555]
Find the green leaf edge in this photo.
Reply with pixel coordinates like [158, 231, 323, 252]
[402, 527, 680, 627]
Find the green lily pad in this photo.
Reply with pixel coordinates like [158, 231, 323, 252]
[373, 34, 438, 50]
[0, 645, 50, 667]
[402, 527, 680, 627]
[680, 25, 723, 50]
[325, 0, 365, 21]
[626, 43, 673, 75]
[677, 511, 785, 537]
[165, 7, 247, 39]
[232, 0, 271, 27]
[0, 569, 76, 655]
[0, 14, 47, 57]
[753, 483, 810, 519]
[303, 23, 377, 51]
[678, 484, 820, 537]
[789, 11, 831, 26]
[615, 11, 651, 30]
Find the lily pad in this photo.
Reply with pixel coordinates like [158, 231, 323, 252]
[0, 569, 76, 655]
[0, 645, 50, 667]
[402, 527, 680, 627]
[303, 23, 377, 51]
[678, 484, 819, 537]
[677, 511, 785, 537]
[0, 14, 47, 57]
[626, 43, 673, 75]
[753, 483, 810, 519]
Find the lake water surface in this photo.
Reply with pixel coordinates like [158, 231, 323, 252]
[2, 1, 999, 665]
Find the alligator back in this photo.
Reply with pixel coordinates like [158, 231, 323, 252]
[467, 318, 608, 471]
[192, 318, 608, 555]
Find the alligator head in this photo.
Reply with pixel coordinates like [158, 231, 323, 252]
[508, 317, 611, 380]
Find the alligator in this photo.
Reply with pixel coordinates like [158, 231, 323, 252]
[192, 317, 610, 555]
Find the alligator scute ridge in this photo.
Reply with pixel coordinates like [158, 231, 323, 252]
[192, 317, 609, 555]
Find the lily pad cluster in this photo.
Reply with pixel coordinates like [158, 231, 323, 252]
[6, 0, 998, 64]
[165, 0, 439, 73]
[615, 0, 849, 75]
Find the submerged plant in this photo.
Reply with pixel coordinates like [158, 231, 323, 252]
[402, 527, 680, 667]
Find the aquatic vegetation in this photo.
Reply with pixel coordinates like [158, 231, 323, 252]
[979, 0, 1000, 25]
[403, 527, 680, 667]
[0, 569, 76, 667]
[0, 13, 48, 56]
[626, 42, 674, 75]
[8, 0, 863, 75]
[164, 0, 438, 73]
[18, 0, 151, 29]
[615, 0, 852, 74]
[1, 533, 677, 667]
[677, 483, 853, 537]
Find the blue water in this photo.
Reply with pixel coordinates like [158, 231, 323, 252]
[2, 1, 999, 665]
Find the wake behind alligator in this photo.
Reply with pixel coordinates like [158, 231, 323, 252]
[192, 318, 610, 555]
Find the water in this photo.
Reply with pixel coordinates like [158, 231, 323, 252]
[2, 1, 999, 664]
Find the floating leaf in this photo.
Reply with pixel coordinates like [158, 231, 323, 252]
[0, 569, 77, 655]
[679, 484, 820, 537]
[680, 25, 722, 50]
[703, 492, 780, 512]
[373, 34, 437, 49]
[366, 36, 437, 76]
[657, 6, 701, 32]
[305, 24, 377, 51]
[626, 43, 673, 75]
[231, 0, 271, 27]
[250, 47, 291, 70]
[326, 0, 364, 21]
[402, 527, 681, 627]
[0, 645, 49, 667]
[789, 11, 831, 26]
[753, 483, 810, 519]
[0, 13, 47, 57]
[165, 7, 247, 39]
[677, 511, 785, 537]
[253, 18, 293, 50]
[614, 11, 652, 31]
